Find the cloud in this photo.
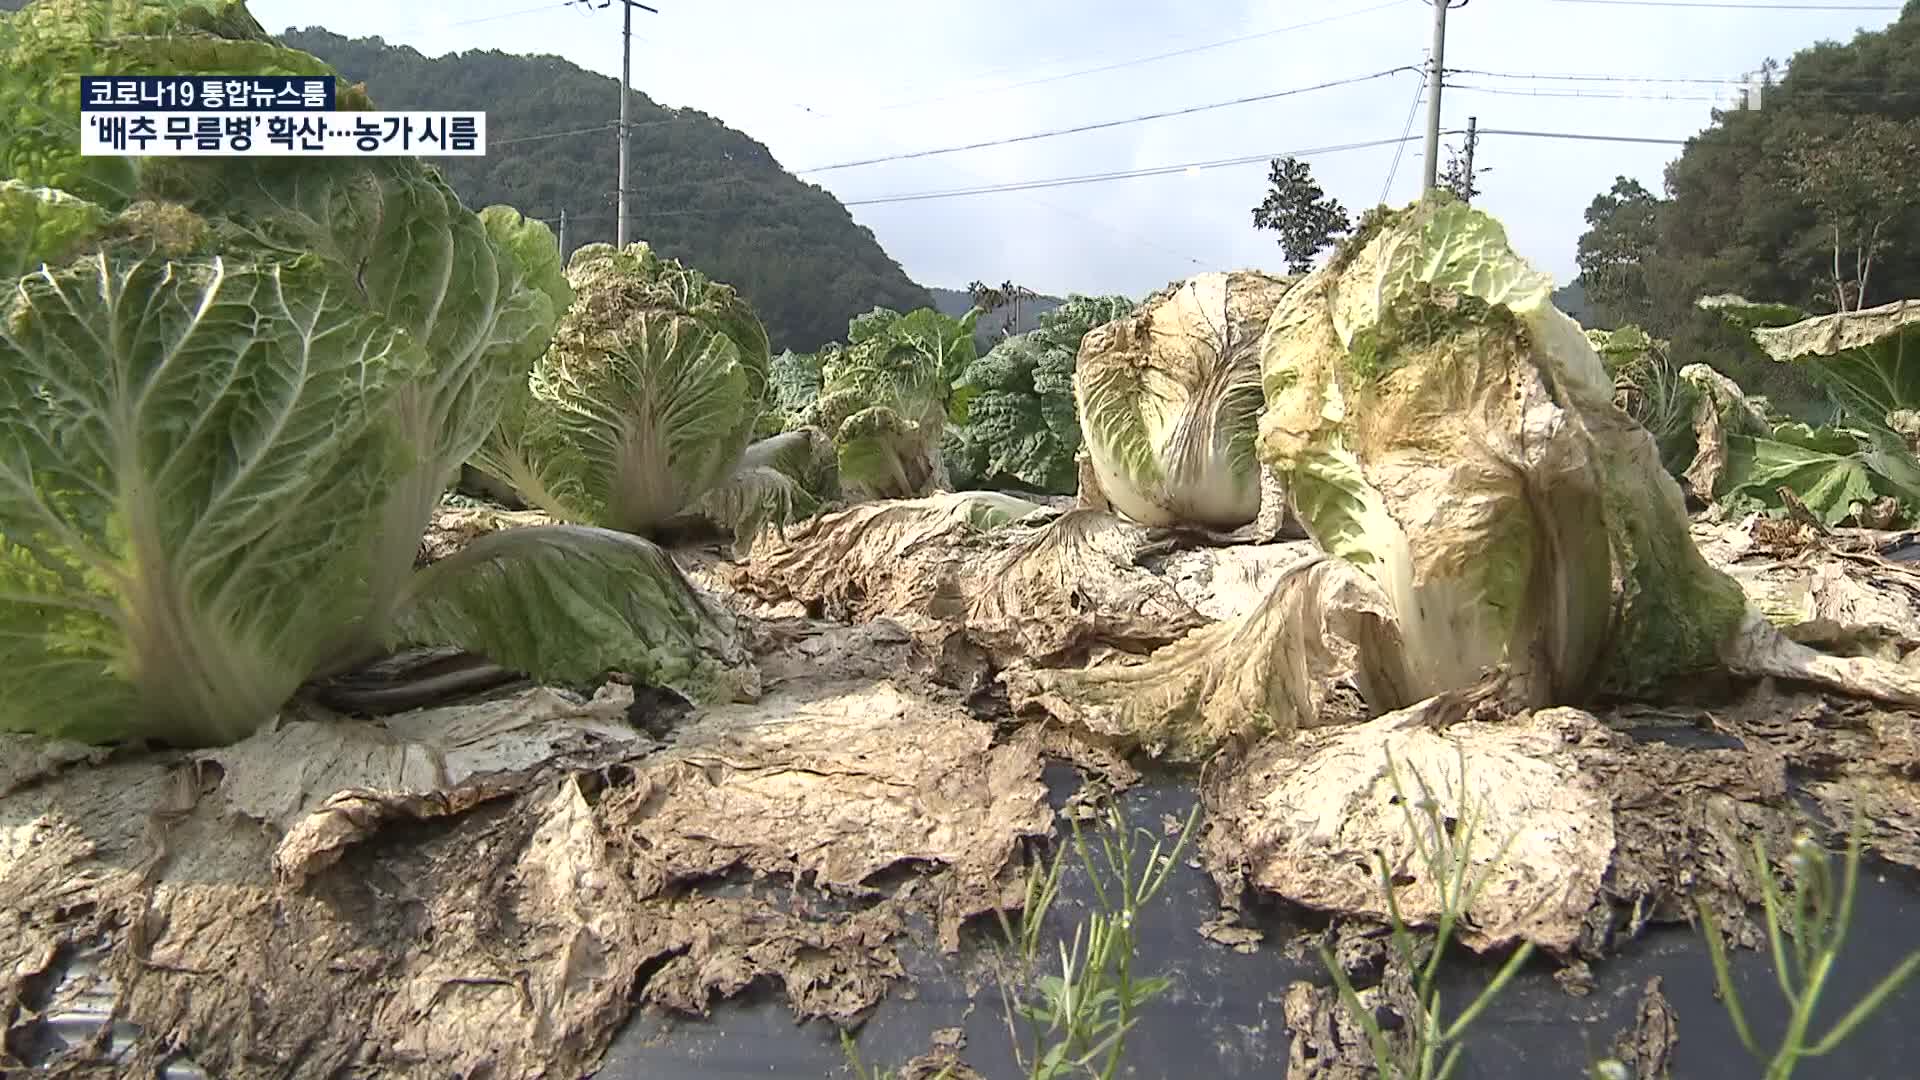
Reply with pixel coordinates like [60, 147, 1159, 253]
[251, 0, 1903, 297]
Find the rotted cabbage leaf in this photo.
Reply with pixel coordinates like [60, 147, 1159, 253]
[1745, 299, 1920, 426]
[1701, 296, 1920, 526]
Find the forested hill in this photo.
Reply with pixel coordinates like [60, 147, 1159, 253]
[1570, 1, 1920, 413]
[278, 28, 935, 351]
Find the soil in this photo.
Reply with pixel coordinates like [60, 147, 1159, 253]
[5, 503, 1920, 1079]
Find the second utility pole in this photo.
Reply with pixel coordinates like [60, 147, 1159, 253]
[1421, 0, 1467, 191]
[1461, 116, 1478, 201]
[613, 0, 658, 248]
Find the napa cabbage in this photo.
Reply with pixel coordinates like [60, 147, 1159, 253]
[1017, 200, 1920, 765]
[798, 306, 979, 500]
[473, 240, 826, 548]
[947, 294, 1134, 494]
[1072, 271, 1292, 528]
[1257, 197, 1751, 705]
[0, 0, 752, 747]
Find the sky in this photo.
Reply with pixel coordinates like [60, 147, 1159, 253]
[247, 0, 1907, 299]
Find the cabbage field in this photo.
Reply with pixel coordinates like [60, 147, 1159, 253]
[7, 2, 1920, 1078]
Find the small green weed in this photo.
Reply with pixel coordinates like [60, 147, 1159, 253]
[1320, 745, 1535, 1080]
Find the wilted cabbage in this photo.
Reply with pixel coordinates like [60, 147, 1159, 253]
[1073, 271, 1292, 529]
[1732, 298, 1920, 429]
[1257, 198, 1757, 705]
[1700, 295, 1920, 422]
[1011, 199, 1920, 762]
[1698, 296, 1920, 526]
[0, 1, 751, 747]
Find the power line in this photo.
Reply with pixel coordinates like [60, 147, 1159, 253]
[1381, 75, 1428, 203]
[445, 2, 569, 27]
[839, 136, 1426, 207]
[1451, 81, 1918, 102]
[777, 104, 1211, 270]
[1452, 83, 1724, 101]
[796, 67, 1418, 174]
[1450, 66, 1914, 94]
[1450, 67, 1740, 84]
[488, 116, 706, 147]
[550, 126, 1689, 215]
[556, 126, 1696, 212]
[493, 121, 613, 146]
[848, 0, 1414, 116]
[537, 126, 1695, 245]
[1472, 127, 1691, 145]
[1547, 0, 1900, 9]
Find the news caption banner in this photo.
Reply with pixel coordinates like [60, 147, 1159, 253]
[79, 75, 486, 156]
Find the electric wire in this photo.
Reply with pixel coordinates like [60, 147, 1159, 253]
[1547, 0, 1899, 9]
[839, 136, 1428, 206]
[445, 2, 570, 27]
[796, 67, 1419, 174]
[532, 124, 1695, 226]
[1380, 73, 1428, 203]
[1472, 127, 1690, 145]
[848, 0, 1414, 116]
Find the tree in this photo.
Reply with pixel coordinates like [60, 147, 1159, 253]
[1783, 115, 1920, 312]
[965, 280, 1041, 340]
[1251, 156, 1353, 274]
[1439, 130, 1485, 205]
[1574, 177, 1663, 327]
[967, 280, 1006, 315]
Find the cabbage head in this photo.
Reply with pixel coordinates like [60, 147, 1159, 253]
[1004, 202, 1920, 763]
[0, 0, 751, 746]
[474, 241, 828, 548]
[800, 306, 978, 500]
[1073, 271, 1292, 528]
[1258, 197, 1752, 705]
[475, 241, 816, 543]
[948, 294, 1134, 494]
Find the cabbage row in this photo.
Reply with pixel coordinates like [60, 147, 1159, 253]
[1597, 301, 1920, 529]
[0, 0, 750, 746]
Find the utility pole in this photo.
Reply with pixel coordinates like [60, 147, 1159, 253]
[571, 0, 658, 248]
[1462, 116, 1478, 202]
[557, 207, 568, 258]
[1422, 0, 1468, 191]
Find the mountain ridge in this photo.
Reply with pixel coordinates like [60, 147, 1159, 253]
[274, 25, 935, 352]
